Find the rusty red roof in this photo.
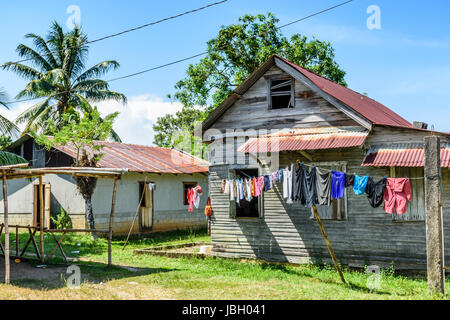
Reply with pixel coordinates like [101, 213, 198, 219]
[238, 127, 368, 153]
[362, 143, 450, 167]
[277, 56, 413, 128]
[52, 140, 209, 174]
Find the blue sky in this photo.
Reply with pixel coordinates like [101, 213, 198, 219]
[1, 0, 449, 144]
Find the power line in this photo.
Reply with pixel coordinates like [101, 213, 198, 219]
[7, 0, 228, 65]
[5, 0, 354, 105]
[278, 0, 353, 29]
[108, 52, 207, 82]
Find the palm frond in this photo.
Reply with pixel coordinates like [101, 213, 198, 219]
[25, 33, 58, 68]
[16, 44, 53, 72]
[0, 151, 27, 166]
[74, 60, 119, 83]
[0, 88, 9, 109]
[2, 62, 43, 81]
[0, 114, 20, 137]
[72, 79, 109, 92]
[84, 90, 127, 104]
[15, 98, 51, 124]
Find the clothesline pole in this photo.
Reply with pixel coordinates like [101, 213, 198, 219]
[108, 177, 119, 267]
[312, 205, 346, 284]
[424, 136, 445, 294]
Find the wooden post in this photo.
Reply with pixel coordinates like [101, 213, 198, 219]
[2, 171, 10, 284]
[39, 176, 44, 263]
[424, 136, 445, 294]
[108, 178, 119, 266]
[312, 205, 346, 284]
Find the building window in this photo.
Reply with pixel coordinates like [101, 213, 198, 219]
[310, 162, 347, 221]
[229, 169, 263, 219]
[183, 182, 197, 206]
[268, 78, 294, 109]
[391, 167, 425, 222]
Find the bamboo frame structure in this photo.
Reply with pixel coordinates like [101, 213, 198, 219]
[0, 165, 124, 284]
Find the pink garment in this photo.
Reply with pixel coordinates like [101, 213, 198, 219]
[383, 178, 412, 214]
[187, 188, 194, 212]
[254, 176, 264, 197]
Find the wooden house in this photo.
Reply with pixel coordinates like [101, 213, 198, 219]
[202, 54, 450, 270]
[4, 135, 209, 235]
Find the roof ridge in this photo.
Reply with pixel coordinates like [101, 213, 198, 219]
[273, 55, 412, 128]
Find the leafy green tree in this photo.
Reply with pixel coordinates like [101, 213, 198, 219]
[34, 108, 118, 237]
[0, 135, 12, 150]
[2, 21, 126, 140]
[154, 13, 347, 148]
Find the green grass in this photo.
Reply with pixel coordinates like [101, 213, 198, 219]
[0, 228, 449, 300]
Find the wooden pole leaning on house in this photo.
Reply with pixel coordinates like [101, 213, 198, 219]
[108, 178, 119, 267]
[424, 136, 445, 294]
[2, 171, 10, 284]
[312, 205, 346, 284]
[39, 176, 44, 263]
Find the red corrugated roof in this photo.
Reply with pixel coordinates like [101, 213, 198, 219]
[362, 143, 450, 167]
[52, 141, 209, 174]
[238, 127, 368, 153]
[277, 56, 413, 128]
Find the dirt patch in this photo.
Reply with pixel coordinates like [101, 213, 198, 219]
[0, 257, 67, 282]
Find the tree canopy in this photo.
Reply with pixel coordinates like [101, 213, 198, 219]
[154, 13, 347, 148]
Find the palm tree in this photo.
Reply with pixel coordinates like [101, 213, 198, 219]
[0, 88, 20, 137]
[2, 21, 126, 141]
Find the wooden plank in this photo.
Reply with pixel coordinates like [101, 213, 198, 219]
[39, 176, 44, 263]
[108, 178, 119, 266]
[44, 184, 51, 229]
[2, 171, 9, 284]
[312, 205, 346, 284]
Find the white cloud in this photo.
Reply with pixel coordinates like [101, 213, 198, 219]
[95, 94, 184, 145]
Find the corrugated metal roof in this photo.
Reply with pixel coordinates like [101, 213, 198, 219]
[238, 126, 368, 153]
[278, 56, 413, 128]
[52, 141, 209, 174]
[362, 143, 450, 167]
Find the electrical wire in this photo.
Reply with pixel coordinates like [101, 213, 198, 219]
[8, 0, 228, 65]
[4, 0, 354, 105]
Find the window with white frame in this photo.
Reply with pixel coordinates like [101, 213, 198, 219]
[309, 162, 348, 221]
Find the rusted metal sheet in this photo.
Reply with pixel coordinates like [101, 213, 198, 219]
[52, 141, 209, 174]
[362, 143, 450, 167]
[238, 127, 368, 153]
[278, 56, 413, 128]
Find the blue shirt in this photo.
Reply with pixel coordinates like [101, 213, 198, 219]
[353, 175, 369, 195]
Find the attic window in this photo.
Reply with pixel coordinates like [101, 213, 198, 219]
[268, 78, 294, 109]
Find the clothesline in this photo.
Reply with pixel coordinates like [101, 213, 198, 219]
[224, 162, 417, 215]
[300, 162, 427, 180]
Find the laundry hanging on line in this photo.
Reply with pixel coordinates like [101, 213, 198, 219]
[219, 162, 414, 215]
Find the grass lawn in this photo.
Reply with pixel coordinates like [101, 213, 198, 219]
[0, 228, 448, 300]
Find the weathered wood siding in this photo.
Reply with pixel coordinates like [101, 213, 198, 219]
[207, 66, 359, 133]
[209, 149, 450, 270]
